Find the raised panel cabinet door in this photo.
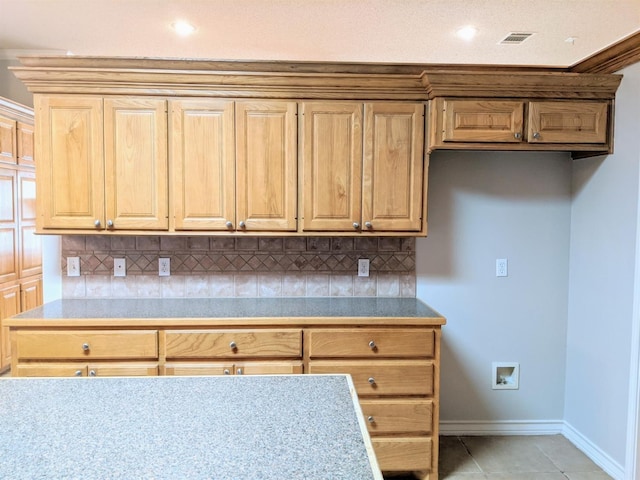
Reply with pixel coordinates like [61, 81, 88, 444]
[527, 101, 609, 144]
[35, 95, 105, 230]
[363, 103, 424, 232]
[104, 98, 168, 230]
[0, 168, 18, 284]
[442, 99, 524, 142]
[17, 122, 35, 166]
[0, 115, 17, 165]
[301, 102, 363, 231]
[0, 284, 20, 370]
[170, 99, 235, 230]
[18, 171, 42, 278]
[20, 277, 42, 312]
[236, 101, 297, 231]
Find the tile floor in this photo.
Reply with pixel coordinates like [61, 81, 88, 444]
[392, 434, 612, 479]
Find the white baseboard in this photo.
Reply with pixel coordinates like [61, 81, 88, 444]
[439, 420, 625, 480]
[563, 421, 625, 480]
[440, 419, 565, 436]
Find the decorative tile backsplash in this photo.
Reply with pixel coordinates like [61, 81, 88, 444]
[61, 236, 416, 299]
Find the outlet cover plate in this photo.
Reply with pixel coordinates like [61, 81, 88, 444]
[159, 258, 170, 277]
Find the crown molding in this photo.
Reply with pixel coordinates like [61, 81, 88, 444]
[571, 31, 640, 74]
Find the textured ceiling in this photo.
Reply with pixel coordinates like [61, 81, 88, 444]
[1, 0, 639, 67]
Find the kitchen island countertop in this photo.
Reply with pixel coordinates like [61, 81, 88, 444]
[0, 374, 382, 480]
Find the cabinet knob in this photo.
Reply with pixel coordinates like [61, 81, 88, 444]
[353, 222, 360, 229]
[89, 370, 96, 377]
[532, 132, 541, 140]
[514, 132, 522, 140]
[74, 370, 83, 377]
[368, 340, 376, 349]
[225, 221, 233, 228]
[229, 341, 237, 350]
[223, 369, 230, 375]
[82, 343, 90, 351]
[236, 368, 243, 375]
[106, 219, 114, 228]
[364, 222, 372, 229]
[367, 415, 375, 423]
[238, 221, 246, 228]
[94, 219, 101, 228]
[368, 377, 376, 385]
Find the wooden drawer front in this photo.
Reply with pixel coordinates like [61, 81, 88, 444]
[165, 362, 233, 376]
[442, 99, 524, 143]
[527, 101, 608, 144]
[372, 437, 432, 471]
[360, 399, 432, 435]
[308, 360, 433, 396]
[234, 361, 303, 375]
[88, 363, 159, 377]
[165, 330, 302, 359]
[15, 331, 158, 360]
[15, 363, 88, 377]
[164, 361, 303, 376]
[308, 328, 434, 358]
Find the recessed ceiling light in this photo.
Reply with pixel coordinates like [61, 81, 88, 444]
[456, 26, 478, 41]
[172, 20, 196, 37]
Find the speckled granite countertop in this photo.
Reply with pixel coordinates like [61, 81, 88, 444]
[8, 297, 445, 326]
[0, 374, 382, 480]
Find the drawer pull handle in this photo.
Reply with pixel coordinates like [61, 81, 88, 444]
[225, 221, 233, 228]
[89, 370, 96, 377]
[223, 369, 231, 375]
[229, 341, 237, 350]
[74, 370, 83, 376]
[367, 416, 375, 423]
[368, 377, 376, 385]
[236, 368, 243, 375]
[368, 340, 376, 349]
[82, 343, 90, 351]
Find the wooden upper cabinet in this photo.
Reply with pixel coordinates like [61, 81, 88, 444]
[104, 98, 168, 230]
[0, 168, 18, 284]
[236, 101, 297, 231]
[363, 103, 424, 232]
[527, 101, 608, 144]
[301, 102, 363, 232]
[0, 115, 17, 165]
[441, 99, 524, 143]
[170, 99, 235, 231]
[17, 122, 35, 166]
[36, 95, 105, 230]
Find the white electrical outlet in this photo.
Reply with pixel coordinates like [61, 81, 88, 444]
[159, 258, 170, 277]
[67, 257, 80, 277]
[496, 258, 508, 277]
[358, 258, 370, 277]
[114, 258, 126, 277]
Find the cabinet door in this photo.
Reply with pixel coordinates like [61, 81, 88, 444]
[363, 103, 424, 231]
[18, 171, 41, 278]
[36, 95, 105, 229]
[0, 115, 17, 165]
[171, 99, 235, 230]
[104, 98, 168, 230]
[236, 101, 297, 231]
[0, 168, 18, 284]
[20, 277, 42, 312]
[17, 122, 35, 166]
[442, 99, 524, 142]
[527, 101, 608, 144]
[301, 102, 363, 231]
[0, 284, 20, 370]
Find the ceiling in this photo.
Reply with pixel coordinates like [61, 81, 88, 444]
[1, 0, 639, 68]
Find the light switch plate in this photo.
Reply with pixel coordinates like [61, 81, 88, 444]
[114, 258, 126, 277]
[358, 258, 370, 277]
[67, 257, 80, 277]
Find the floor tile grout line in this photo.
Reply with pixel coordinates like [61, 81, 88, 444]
[458, 435, 487, 474]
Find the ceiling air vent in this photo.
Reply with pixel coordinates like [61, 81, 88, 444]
[499, 32, 534, 44]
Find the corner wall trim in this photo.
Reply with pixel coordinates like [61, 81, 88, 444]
[563, 421, 625, 480]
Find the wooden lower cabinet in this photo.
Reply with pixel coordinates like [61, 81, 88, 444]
[8, 320, 441, 478]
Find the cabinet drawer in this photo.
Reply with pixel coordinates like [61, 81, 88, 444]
[88, 363, 159, 377]
[308, 328, 434, 358]
[165, 329, 302, 359]
[165, 361, 303, 376]
[15, 363, 88, 377]
[16, 362, 159, 377]
[308, 360, 433, 396]
[15, 330, 158, 360]
[372, 437, 433, 471]
[360, 399, 432, 435]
